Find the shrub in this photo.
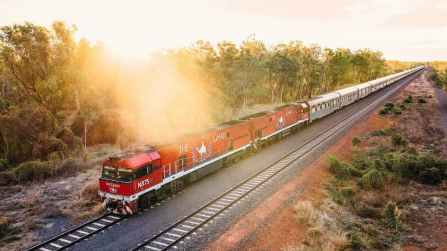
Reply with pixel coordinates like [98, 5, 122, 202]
[328, 156, 362, 178]
[392, 153, 447, 185]
[403, 95, 413, 104]
[370, 129, 386, 137]
[306, 226, 323, 245]
[352, 137, 361, 146]
[383, 128, 395, 136]
[384, 102, 394, 109]
[327, 185, 345, 205]
[383, 152, 400, 171]
[379, 103, 391, 115]
[0, 159, 9, 172]
[418, 98, 427, 103]
[0, 171, 17, 186]
[419, 167, 443, 185]
[361, 168, 384, 189]
[383, 201, 401, 231]
[391, 134, 407, 147]
[380, 102, 405, 116]
[294, 201, 317, 225]
[352, 153, 374, 172]
[355, 204, 382, 219]
[54, 158, 88, 177]
[13, 160, 53, 183]
[0, 216, 10, 239]
[392, 107, 402, 115]
[349, 231, 370, 250]
[379, 109, 388, 115]
[340, 186, 355, 198]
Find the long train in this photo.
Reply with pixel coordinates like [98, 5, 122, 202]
[99, 66, 424, 214]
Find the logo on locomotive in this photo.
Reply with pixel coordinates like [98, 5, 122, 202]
[137, 178, 151, 189]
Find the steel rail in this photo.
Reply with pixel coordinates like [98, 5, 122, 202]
[26, 212, 125, 251]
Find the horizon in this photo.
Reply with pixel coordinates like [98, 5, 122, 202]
[1, 0, 446, 61]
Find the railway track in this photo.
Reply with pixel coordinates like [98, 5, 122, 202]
[27, 213, 125, 251]
[132, 71, 423, 251]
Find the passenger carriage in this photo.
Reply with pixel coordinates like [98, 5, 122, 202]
[307, 92, 341, 122]
[337, 86, 360, 108]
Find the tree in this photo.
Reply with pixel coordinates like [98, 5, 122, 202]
[0, 22, 79, 115]
[267, 45, 297, 103]
[237, 37, 268, 107]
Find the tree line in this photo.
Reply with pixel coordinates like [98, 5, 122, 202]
[0, 21, 419, 168]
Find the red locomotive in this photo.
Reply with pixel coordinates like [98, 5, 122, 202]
[99, 102, 309, 214]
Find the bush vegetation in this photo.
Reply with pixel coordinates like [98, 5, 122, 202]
[0, 216, 19, 242]
[0, 158, 90, 185]
[325, 129, 447, 249]
[417, 97, 427, 103]
[430, 67, 447, 89]
[403, 95, 413, 104]
[379, 96, 415, 116]
[328, 156, 362, 179]
[0, 159, 8, 172]
[383, 202, 402, 231]
[352, 137, 361, 146]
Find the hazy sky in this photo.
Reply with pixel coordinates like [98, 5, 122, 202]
[1, 0, 446, 61]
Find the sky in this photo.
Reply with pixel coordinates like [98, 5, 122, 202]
[1, 0, 446, 61]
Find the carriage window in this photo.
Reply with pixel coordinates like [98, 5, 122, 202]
[269, 117, 273, 122]
[226, 132, 230, 138]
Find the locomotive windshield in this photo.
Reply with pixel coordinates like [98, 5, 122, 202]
[101, 166, 134, 182]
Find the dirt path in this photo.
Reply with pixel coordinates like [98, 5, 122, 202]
[206, 72, 447, 251]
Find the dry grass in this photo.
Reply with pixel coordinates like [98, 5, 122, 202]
[291, 200, 349, 251]
[357, 191, 385, 207]
[0, 216, 9, 238]
[294, 201, 318, 226]
[80, 181, 99, 201]
[62, 180, 103, 222]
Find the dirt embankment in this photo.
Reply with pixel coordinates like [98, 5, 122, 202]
[207, 72, 447, 251]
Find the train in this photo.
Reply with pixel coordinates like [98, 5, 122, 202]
[99, 66, 424, 215]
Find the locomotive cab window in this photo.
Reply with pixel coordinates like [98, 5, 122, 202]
[135, 165, 152, 179]
[101, 166, 134, 182]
